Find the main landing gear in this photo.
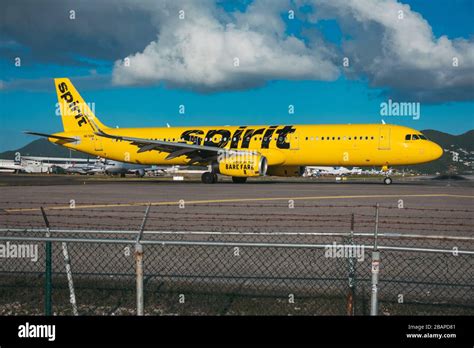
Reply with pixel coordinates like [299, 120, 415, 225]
[201, 172, 218, 184]
[200, 172, 249, 184]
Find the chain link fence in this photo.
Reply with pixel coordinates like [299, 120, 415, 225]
[0, 201, 472, 315]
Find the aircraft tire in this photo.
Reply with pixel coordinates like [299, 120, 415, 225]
[201, 172, 215, 184]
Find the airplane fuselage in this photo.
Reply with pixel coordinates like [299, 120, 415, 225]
[53, 123, 443, 168]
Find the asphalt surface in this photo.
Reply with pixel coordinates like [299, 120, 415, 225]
[0, 173, 473, 236]
[0, 174, 473, 315]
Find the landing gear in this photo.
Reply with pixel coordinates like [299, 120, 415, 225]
[383, 176, 392, 185]
[201, 172, 218, 184]
[232, 176, 247, 183]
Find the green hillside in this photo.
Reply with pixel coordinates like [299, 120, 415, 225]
[0, 139, 90, 159]
[402, 129, 473, 174]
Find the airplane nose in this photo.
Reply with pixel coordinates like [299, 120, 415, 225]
[431, 142, 443, 160]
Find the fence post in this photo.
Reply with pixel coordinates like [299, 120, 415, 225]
[346, 213, 356, 315]
[370, 204, 380, 316]
[135, 243, 144, 315]
[135, 204, 151, 316]
[61, 242, 78, 316]
[40, 207, 52, 316]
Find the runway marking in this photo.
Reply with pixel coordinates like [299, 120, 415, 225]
[3, 193, 473, 212]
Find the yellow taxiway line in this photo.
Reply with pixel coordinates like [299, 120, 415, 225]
[3, 193, 473, 213]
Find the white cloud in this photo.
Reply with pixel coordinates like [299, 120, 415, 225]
[112, 0, 339, 91]
[111, 0, 474, 101]
[307, 0, 474, 102]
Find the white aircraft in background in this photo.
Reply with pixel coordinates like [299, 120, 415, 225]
[102, 159, 150, 177]
[0, 159, 26, 173]
[0, 157, 56, 173]
[306, 166, 363, 176]
[0, 154, 152, 176]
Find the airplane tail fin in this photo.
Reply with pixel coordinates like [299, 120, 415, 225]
[54, 78, 109, 133]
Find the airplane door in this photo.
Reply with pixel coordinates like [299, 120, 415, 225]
[290, 132, 299, 150]
[93, 136, 103, 151]
[378, 127, 391, 150]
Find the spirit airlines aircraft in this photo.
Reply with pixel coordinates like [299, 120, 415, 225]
[26, 78, 443, 184]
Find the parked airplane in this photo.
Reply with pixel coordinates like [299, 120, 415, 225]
[307, 166, 363, 176]
[102, 159, 150, 177]
[0, 157, 56, 173]
[26, 78, 443, 184]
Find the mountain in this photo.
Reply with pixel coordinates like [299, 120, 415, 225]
[0, 130, 472, 174]
[423, 129, 474, 152]
[404, 129, 474, 174]
[0, 139, 90, 159]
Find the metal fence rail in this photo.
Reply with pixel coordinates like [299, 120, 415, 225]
[0, 202, 472, 316]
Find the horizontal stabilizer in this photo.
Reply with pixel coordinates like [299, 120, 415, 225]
[24, 131, 77, 142]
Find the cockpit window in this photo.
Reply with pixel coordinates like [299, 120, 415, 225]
[406, 134, 427, 141]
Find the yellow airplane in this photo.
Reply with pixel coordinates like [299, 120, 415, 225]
[26, 78, 443, 184]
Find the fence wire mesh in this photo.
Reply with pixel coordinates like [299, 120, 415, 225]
[0, 201, 472, 315]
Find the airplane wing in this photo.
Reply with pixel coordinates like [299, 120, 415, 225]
[93, 122, 251, 164]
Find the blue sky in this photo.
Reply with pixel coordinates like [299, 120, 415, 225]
[0, 0, 473, 151]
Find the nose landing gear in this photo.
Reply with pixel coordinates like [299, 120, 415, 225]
[381, 165, 392, 185]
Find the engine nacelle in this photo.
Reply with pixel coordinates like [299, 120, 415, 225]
[215, 153, 268, 177]
[266, 165, 306, 177]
